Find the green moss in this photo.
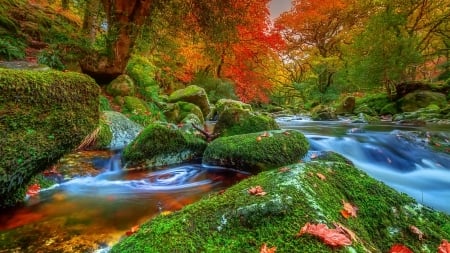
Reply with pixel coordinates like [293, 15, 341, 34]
[213, 108, 279, 137]
[112, 159, 450, 252]
[0, 69, 99, 208]
[123, 123, 207, 168]
[168, 85, 211, 116]
[355, 94, 390, 115]
[99, 95, 112, 111]
[94, 115, 113, 150]
[203, 130, 309, 173]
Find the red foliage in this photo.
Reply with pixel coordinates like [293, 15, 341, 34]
[389, 244, 413, 253]
[297, 222, 352, 247]
[26, 183, 41, 197]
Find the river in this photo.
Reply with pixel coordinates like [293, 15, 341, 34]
[0, 117, 449, 252]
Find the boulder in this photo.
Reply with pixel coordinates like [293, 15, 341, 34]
[123, 123, 207, 169]
[168, 85, 210, 117]
[311, 105, 338, 120]
[164, 101, 204, 124]
[213, 108, 279, 137]
[202, 130, 309, 173]
[100, 111, 143, 150]
[398, 90, 447, 112]
[0, 69, 99, 208]
[215, 99, 252, 115]
[106, 74, 135, 97]
[335, 96, 355, 115]
[111, 155, 450, 252]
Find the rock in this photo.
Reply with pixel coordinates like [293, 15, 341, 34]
[164, 101, 204, 124]
[0, 69, 99, 208]
[398, 90, 447, 112]
[123, 123, 207, 169]
[106, 74, 135, 97]
[335, 96, 355, 115]
[111, 156, 450, 252]
[101, 111, 143, 150]
[215, 99, 252, 115]
[168, 85, 211, 117]
[213, 108, 279, 137]
[311, 105, 337, 121]
[202, 130, 309, 173]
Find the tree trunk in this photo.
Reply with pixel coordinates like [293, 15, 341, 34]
[80, 0, 153, 84]
[82, 0, 100, 43]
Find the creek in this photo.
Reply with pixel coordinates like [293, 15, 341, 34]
[0, 117, 449, 252]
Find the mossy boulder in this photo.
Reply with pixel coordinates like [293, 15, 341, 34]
[0, 69, 99, 208]
[168, 85, 210, 117]
[111, 157, 450, 252]
[215, 99, 252, 115]
[106, 74, 135, 97]
[398, 91, 447, 112]
[202, 130, 309, 173]
[123, 123, 207, 169]
[164, 101, 204, 124]
[311, 105, 338, 121]
[213, 108, 279, 137]
[380, 102, 399, 115]
[101, 111, 143, 150]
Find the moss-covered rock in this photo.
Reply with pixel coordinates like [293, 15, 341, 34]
[106, 74, 135, 97]
[164, 101, 204, 124]
[202, 130, 309, 173]
[311, 105, 338, 121]
[0, 69, 99, 208]
[380, 102, 399, 115]
[168, 85, 211, 117]
[213, 108, 279, 137]
[398, 91, 447, 112]
[215, 99, 252, 115]
[111, 158, 450, 252]
[335, 96, 355, 115]
[123, 123, 207, 169]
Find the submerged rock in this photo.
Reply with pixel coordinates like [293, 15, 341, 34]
[111, 157, 450, 252]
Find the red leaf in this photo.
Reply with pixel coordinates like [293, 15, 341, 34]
[341, 200, 358, 219]
[26, 183, 40, 197]
[248, 186, 267, 196]
[297, 222, 352, 247]
[260, 243, 277, 253]
[438, 239, 450, 253]
[389, 244, 413, 253]
[125, 225, 139, 236]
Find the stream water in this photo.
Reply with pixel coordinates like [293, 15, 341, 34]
[0, 118, 449, 252]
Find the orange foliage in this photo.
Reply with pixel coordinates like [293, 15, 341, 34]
[248, 186, 267, 196]
[260, 243, 277, 253]
[438, 239, 450, 253]
[389, 244, 413, 253]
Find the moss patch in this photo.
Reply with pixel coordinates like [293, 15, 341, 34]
[203, 130, 309, 173]
[0, 69, 99, 208]
[111, 159, 450, 253]
[123, 123, 207, 168]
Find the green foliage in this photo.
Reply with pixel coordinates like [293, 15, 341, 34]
[190, 71, 237, 104]
[355, 93, 391, 114]
[126, 55, 160, 102]
[0, 35, 26, 60]
[99, 95, 112, 111]
[345, 8, 422, 90]
[37, 47, 66, 70]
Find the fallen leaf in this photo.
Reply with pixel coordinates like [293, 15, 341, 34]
[409, 225, 424, 240]
[297, 222, 352, 247]
[333, 222, 359, 243]
[256, 136, 262, 142]
[248, 186, 267, 196]
[26, 183, 40, 197]
[125, 225, 140, 236]
[438, 239, 450, 253]
[340, 200, 358, 219]
[260, 243, 276, 253]
[260, 131, 269, 138]
[279, 167, 290, 173]
[316, 173, 326, 181]
[389, 244, 413, 253]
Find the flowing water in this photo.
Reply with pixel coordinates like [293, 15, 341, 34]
[277, 116, 450, 214]
[0, 118, 449, 252]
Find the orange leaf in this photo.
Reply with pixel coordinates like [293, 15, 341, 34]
[26, 183, 40, 197]
[260, 243, 277, 253]
[125, 225, 140, 236]
[341, 200, 358, 218]
[316, 173, 326, 180]
[279, 167, 290, 173]
[389, 244, 413, 253]
[438, 239, 450, 253]
[409, 225, 424, 240]
[297, 222, 352, 247]
[248, 186, 267, 196]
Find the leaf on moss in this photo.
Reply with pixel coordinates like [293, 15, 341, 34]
[409, 225, 424, 240]
[296, 222, 352, 247]
[248, 186, 267, 196]
[26, 183, 40, 197]
[340, 200, 358, 219]
[316, 173, 326, 180]
[125, 225, 140, 236]
[260, 243, 276, 253]
[389, 244, 413, 253]
[438, 239, 450, 253]
[278, 167, 290, 173]
[333, 222, 359, 243]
